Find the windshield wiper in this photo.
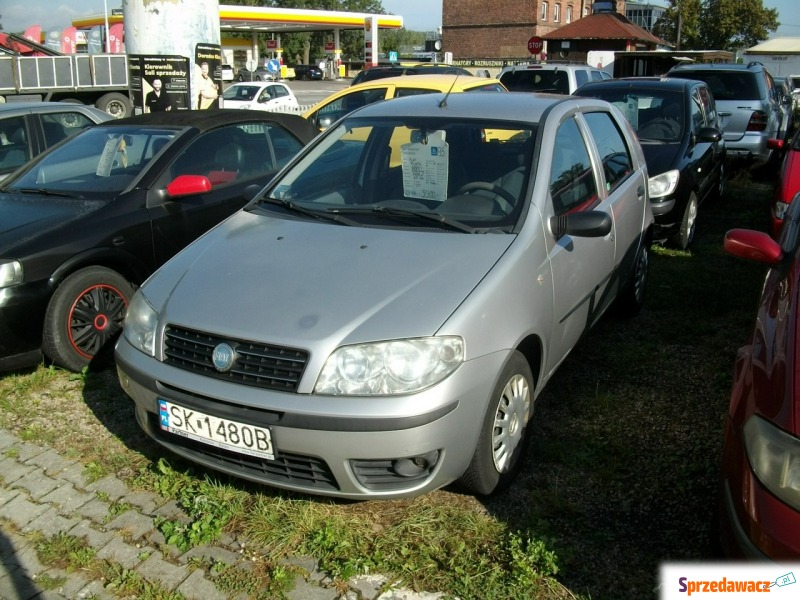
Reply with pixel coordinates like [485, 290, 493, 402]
[16, 188, 83, 199]
[256, 196, 355, 226]
[328, 206, 477, 233]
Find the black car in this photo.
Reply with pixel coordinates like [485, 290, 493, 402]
[575, 77, 726, 248]
[0, 109, 319, 373]
[350, 64, 474, 86]
[292, 64, 323, 80]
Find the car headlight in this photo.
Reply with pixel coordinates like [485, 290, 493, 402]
[314, 336, 464, 396]
[123, 290, 159, 357]
[0, 259, 23, 288]
[744, 415, 800, 511]
[648, 169, 680, 199]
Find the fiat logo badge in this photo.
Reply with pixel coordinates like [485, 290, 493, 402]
[212, 343, 236, 372]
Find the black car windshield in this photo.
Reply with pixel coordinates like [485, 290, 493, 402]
[259, 117, 535, 232]
[4, 126, 177, 197]
[584, 89, 685, 142]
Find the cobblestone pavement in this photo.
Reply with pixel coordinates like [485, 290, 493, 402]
[0, 428, 445, 600]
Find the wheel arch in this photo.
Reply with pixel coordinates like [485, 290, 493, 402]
[515, 334, 543, 392]
[48, 247, 150, 292]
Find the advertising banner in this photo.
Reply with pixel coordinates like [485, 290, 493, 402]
[108, 23, 124, 54]
[87, 26, 104, 55]
[128, 55, 191, 113]
[194, 43, 222, 110]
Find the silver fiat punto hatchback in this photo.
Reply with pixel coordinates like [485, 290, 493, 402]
[116, 92, 654, 500]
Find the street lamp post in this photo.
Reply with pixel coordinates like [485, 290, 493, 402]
[103, 0, 111, 52]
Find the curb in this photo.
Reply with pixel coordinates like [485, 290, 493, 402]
[0, 428, 447, 600]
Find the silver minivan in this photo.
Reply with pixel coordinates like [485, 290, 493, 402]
[667, 62, 783, 164]
[115, 92, 654, 500]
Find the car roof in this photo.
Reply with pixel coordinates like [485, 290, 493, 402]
[347, 73, 502, 92]
[108, 109, 320, 142]
[669, 62, 764, 72]
[0, 102, 111, 119]
[345, 90, 583, 123]
[575, 77, 703, 93]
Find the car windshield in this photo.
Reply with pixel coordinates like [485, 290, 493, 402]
[255, 117, 535, 232]
[584, 89, 685, 142]
[4, 125, 177, 197]
[223, 85, 259, 101]
[672, 71, 759, 101]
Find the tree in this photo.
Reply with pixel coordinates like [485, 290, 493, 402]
[699, 0, 779, 51]
[652, 0, 702, 50]
[652, 0, 778, 51]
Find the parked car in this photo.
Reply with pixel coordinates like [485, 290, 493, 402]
[575, 77, 726, 249]
[115, 92, 654, 500]
[221, 82, 300, 113]
[772, 76, 794, 141]
[0, 109, 319, 373]
[292, 64, 323, 81]
[719, 196, 800, 559]
[498, 62, 610, 94]
[0, 102, 112, 181]
[304, 73, 507, 130]
[220, 64, 235, 82]
[350, 64, 474, 86]
[237, 65, 272, 81]
[667, 62, 784, 165]
[767, 128, 800, 237]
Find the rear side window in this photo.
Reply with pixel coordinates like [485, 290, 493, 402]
[500, 70, 569, 94]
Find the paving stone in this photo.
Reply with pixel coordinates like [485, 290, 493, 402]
[73, 496, 111, 525]
[286, 577, 339, 600]
[176, 568, 229, 600]
[178, 544, 241, 568]
[75, 578, 116, 599]
[12, 539, 48, 579]
[57, 462, 90, 489]
[0, 494, 49, 529]
[0, 487, 21, 509]
[121, 490, 162, 514]
[22, 506, 80, 536]
[40, 566, 91, 598]
[13, 468, 61, 500]
[0, 566, 43, 600]
[351, 574, 390, 599]
[68, 519, 115, 549]
[152, 499, 189, 521]
[376, 589, 447, 600]
[25, 449, 79, 477]
[14, 442, 47, 463]
[104, 509, 156, 542]
[136, 552, 190, 590]
[84, 474, 130, 501]
[0, 460, 36, 485]
[40, 482, 93, 515]
[0, 430, 18, 451]
[94, 535, 146, 570]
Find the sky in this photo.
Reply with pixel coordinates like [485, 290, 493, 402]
[0, 0, 796, 38]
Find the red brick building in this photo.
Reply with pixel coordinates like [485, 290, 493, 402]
[442, 0, 661, 61]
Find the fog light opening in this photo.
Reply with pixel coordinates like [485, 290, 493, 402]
[393, 451, 440, 477]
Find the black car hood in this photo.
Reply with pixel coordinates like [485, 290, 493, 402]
[0, 192, 102, 253]
[639, 142, 680, 177]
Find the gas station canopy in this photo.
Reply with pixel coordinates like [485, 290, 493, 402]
[71, 4, 404, 34]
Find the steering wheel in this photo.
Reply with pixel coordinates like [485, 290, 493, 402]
[639, 119, 679, 140]
[456, 182, 516, 212]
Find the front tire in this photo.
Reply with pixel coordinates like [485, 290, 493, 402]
[42, 266, 134, 372]
[459, 351, 533, 496]
[674, 192, 698, 250]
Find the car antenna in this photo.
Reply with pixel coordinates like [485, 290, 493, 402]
[439, 74, 461, 108]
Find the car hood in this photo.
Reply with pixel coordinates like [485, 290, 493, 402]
[639, 142, 680, 177]
[151, 210, 515, 348]
[0, 192, 101, 253]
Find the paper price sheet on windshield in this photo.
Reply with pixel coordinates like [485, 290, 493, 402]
[401, 130, 449, 203]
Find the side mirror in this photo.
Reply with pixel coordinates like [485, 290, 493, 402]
[550, 210, 612, 238]
[724, 228, 783, 264]
[166, 174, 212, 198]
[695, 127, 721, 144]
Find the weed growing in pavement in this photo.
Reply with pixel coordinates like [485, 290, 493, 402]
[33, 572, 67, 590]
[212, 559, 298, 599]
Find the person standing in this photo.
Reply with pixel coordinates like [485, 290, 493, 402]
[197, 61, 219, 109]
[144, 78, 173, 113]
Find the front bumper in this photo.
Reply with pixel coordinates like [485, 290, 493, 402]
[115, 336, 508, 500]
[0, 280, 50, 372]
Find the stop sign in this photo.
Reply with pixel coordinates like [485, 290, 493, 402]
[527, 36, 544, 55]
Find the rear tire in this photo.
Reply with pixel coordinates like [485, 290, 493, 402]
[458, 351, 533, 496]
[615, 241, 648, 317]
[42, 266, 134, 372]
[96, 92, 132, 119]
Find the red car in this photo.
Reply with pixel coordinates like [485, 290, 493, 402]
[768, 130, 800, 238]
[720, 203, 800, 559]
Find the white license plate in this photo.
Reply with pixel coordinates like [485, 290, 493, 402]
[158, 399, 274, 461]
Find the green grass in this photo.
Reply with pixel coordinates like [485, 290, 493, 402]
[0, 171, 776, 599]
